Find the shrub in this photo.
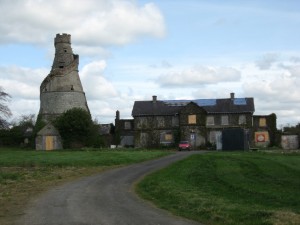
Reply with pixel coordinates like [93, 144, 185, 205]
[54, 108, 103, 148]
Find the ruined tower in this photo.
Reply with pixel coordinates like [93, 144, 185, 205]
[38, 33, 89, 122]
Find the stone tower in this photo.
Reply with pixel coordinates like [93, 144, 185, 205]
[38, 33, 89, 122]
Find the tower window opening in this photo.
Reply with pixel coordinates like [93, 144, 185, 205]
[59, 66, 64, 68]
[71, 85, 74, 90]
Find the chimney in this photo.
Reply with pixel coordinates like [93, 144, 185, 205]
[230, 92, 235, 100]
[116, 110, 120, 120]
[152, 95, 157, 103]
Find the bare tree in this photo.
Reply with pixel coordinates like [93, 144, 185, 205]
[0, 87, 12, 128]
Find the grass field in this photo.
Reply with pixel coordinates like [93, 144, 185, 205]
[137, 151, 300, 225]
[0, 148, 171, 225]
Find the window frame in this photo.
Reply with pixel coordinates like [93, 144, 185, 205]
[259, 118, 267, 127]
[206, 115, 215, 126]
[124, 121, 131, 130]
[188, 114, 196, 124]
[238, 114, 246, 125]
[221, 115, 229, 125]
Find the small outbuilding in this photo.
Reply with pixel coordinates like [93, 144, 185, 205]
[281, 135, 299, 150]
[35, 123, 62, 150]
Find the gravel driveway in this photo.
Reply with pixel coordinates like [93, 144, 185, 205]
[19, 151, 203, 225]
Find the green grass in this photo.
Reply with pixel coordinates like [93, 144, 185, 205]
[0, 148, 172, 225]
[0, 148, 171, 168]
[137, 151, 300, 225]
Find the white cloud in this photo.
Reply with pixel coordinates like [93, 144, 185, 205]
[0, 65, 46, 99]
[81, 60, 118, 100]
[9, 99, 40, 121]
[241, 60, 300, 126]
[281, 64, 300, 78]
[0, 0, 165, 52]
[157, 66, 241, 87]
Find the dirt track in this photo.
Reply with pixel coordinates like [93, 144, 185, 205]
[18, 151, 203, 225]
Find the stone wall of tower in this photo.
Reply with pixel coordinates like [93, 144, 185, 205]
[40, 91, 89, 121]
[38, 33, 89, 122]
[52, 33, 74, 70]
[41, 70, 84, 92]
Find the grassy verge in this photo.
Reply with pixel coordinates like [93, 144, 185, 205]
[0, 148, 171, 225]
[137, 151, 300, 225]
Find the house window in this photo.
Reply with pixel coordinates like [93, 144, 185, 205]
[160, 132, 173, 144]
[172, 116, 179, 127]
[239, 115, 246, 125]
[188, 115, 196, 124]
[206, 116, 214, 126]
[221, 115, 229, 125]
[124, 121, 131, 130]
[165, 134, 173, 141]
[259, 118, 266, 127]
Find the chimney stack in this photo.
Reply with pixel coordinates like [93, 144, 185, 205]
[230, 92, 235, 100]
[152, 95, 157, 103]
[116, 110, 120, 120]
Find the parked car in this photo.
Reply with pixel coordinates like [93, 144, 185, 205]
[178, 141, 191, 151]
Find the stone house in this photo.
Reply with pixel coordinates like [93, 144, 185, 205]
[116, 93, 276, 149]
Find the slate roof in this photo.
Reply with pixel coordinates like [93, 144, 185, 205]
[132, 97, 254, 116]
[37, 123, 60, 136]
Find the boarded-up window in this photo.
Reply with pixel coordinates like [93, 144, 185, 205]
[206, 116, 214, 125]
[188, 115, 196, 124]
[165, 134, 173, 141]
[255, 131, 269, 142]
[259, 118, 266, 127]
[221, 115, 229, 125]
[160, 132, 173, 144]
[124, 121, 131, 130]
[239, 115, 246, 125]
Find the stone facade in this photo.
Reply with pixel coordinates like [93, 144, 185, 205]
[116, 94, 276, 149]
[114, 111, 134, 147]
[253, 114, 277, 147]
[38, 33, 89, 122]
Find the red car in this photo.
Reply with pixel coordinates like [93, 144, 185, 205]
[178, 141, 191, 151]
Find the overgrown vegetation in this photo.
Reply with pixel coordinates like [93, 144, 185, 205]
[0, 87, 11, 129]
[0, 107, 109, 149]
[0, 148, 171, 225]
[137, 151, 300, 225]
[54, 108, 103, 148]
[283, 123, 300, 136]
[0, 114, 35, 147]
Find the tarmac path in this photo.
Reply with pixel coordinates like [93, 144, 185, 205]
[19, 151, 203, 225]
